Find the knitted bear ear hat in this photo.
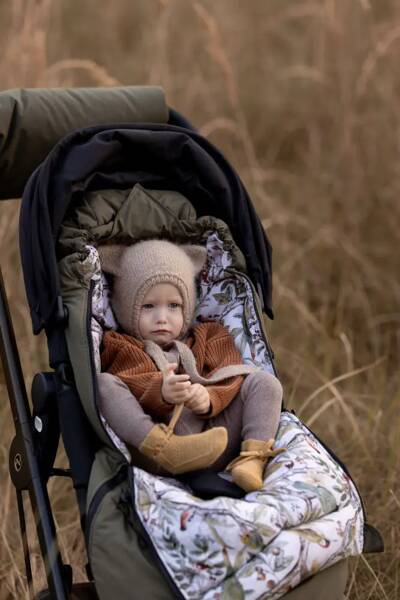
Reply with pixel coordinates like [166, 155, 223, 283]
[98, 240, 207, 339]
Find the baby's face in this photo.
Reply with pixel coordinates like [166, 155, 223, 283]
[138, 283, 184, 347]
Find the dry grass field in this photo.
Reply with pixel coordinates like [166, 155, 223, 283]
[0, 1, 399, 598]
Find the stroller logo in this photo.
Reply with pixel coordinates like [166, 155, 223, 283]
[14, 453, 22, 472]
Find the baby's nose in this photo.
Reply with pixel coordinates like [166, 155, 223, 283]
[156, 308, 168, 321]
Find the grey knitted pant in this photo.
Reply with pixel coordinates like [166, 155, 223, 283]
[97, 370, 283, 471]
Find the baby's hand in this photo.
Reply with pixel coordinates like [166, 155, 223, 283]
[186, 383, 211, 415]
[161, 363, 192, 405]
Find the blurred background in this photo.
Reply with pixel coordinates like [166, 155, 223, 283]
[0, 1, 399, 598]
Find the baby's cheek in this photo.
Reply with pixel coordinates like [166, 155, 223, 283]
[138, 314, 149, 335]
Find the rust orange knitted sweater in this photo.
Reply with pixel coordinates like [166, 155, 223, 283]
[100, 321, 244, 420]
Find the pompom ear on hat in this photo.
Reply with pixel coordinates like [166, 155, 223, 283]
[97, 244, 124, 276]
[97, 239, 208, 340]
[180, 244, 207, 275]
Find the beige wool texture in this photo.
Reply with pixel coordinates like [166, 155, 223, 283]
[98, 239, 207, 339]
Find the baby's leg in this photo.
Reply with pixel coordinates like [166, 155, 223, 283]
[166, 407, 204, 436]
[97, 372, 154, 447]
[239, 370, 282, 442]
[206, 370, 283, 471]
[96, 373, 228, 475]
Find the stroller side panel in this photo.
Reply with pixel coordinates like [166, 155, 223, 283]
[86, 448, 176, 600]
[55, 271, 113, 450]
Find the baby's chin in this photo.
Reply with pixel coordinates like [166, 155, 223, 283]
[146, 332, 175, 347]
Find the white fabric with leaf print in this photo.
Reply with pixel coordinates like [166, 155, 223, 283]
[133, 410, 363, 599]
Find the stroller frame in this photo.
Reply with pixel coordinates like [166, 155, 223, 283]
[1, 267, 70, 599]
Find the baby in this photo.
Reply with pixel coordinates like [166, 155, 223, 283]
[97, 240, 283, 492]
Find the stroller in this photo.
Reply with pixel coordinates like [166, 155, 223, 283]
[0, 86, 383, 600]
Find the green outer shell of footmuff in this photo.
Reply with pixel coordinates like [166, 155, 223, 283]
[87, 447, 176, 600]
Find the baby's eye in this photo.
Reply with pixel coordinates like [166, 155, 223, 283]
[169, 303, 181, 309]
[142, 303, 154, 309]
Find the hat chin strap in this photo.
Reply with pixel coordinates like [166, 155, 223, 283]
[144, 340, 261, 385]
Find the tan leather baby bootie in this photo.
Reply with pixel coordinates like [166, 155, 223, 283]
[139, 424, 228, 475]
[226, 438, 286, 492]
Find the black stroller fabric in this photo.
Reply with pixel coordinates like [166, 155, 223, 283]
[20, 123, 273, 336]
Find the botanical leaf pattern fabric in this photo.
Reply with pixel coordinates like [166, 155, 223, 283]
[79, 246, 131, 460]
[133, 411, 363, 599]
[196, 233, 274, 373]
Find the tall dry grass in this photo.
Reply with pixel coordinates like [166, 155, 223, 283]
[0, 0, 399, 598]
